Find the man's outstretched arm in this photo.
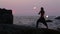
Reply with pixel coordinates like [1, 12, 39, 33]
[38, 11, 40, 15]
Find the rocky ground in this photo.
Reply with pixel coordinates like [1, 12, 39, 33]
[0, 24, 60, 34]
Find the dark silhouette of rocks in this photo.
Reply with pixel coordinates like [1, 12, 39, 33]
[0, 8, 13, 24]
[55, 16, 60, 20]
[46, 20, 53, 22]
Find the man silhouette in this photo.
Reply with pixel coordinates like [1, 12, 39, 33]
[36, 7, 48, 28]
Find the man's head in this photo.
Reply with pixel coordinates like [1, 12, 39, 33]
[41, 7, 44, 10]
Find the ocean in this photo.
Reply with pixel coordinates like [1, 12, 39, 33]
[13, 16, 60, 30]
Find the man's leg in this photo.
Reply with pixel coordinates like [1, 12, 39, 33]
[36, 20, 39, 28]
[43, 22, 48, 29]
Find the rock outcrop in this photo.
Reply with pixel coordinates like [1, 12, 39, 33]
[46, 20, 53, 22]
[0, 8, 13, 24]
[55, 16, 60, 20]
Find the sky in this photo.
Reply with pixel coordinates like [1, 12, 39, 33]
[0, 0, 60, 16]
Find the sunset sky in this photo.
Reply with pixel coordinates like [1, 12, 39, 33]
[0, 0, 60, 16]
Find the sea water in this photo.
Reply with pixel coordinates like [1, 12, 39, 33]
[13, 16, 60, 30]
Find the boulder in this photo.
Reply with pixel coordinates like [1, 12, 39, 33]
[0, 8, 13, 24]
[46, 20, 53, 22]
[55, 16, 60, 20]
